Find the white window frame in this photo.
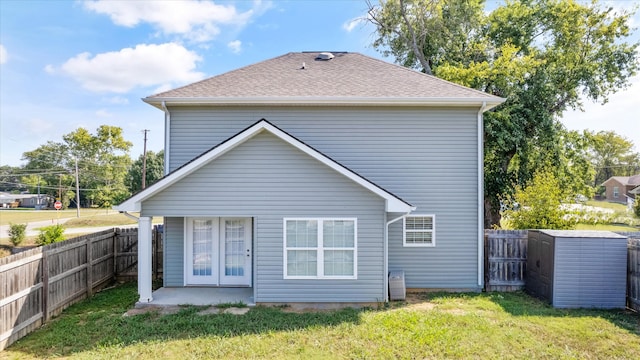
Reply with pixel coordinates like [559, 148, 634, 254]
[613, 186, 619, 198]
[283, 218, 357, 280]
[403, 214, 436, 247]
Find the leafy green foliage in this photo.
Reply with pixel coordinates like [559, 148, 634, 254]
[368, 0, 639, 227]
[587, 130, 640, 186]
[126, 150, 164, 193]
[8, 223, 27, 246]
[634, 199, 640, 219]
[21, 125, 133, 209]
[503, 169, 577, 229]
[36, 224, 66, 245]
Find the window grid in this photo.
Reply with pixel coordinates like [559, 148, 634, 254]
[284, 218, 357, 279]
[403, 215, 435, 247]
[224, 219, 245, 276]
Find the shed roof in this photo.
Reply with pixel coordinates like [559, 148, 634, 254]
[538, 230, 626, 239]
[144, 52, 504, 109]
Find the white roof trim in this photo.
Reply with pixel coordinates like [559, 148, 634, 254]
[115, 120, 414, 213]
[143, 97, 505, 111]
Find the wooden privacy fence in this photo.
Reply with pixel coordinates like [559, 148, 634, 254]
[0, 226, 163, 350]
[484, 230, 528, 292]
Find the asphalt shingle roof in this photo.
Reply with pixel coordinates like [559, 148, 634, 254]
[146, 52, 503, 104]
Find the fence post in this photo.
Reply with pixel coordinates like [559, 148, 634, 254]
[41, 249, 49, 322]
[113, 228, 119, 278]
[86, 237, 93, 297]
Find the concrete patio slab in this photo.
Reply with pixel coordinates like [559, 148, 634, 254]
[136, 287, 254, 308]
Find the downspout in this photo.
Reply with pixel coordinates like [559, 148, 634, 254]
[384, 210, 413, 301]
[161, 101, 171, 176]
[477, 101, 486, 289]
[120, 211, 139, 221]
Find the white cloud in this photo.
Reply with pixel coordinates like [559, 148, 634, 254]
[342, 16, 364, 33]
[26, 118, 54, 135]
[0, 44, 7, 64]
[95, 109, 112, 117]
[227, 40, 242, 54]
[59, 42, 204, 93]
[44, 64, 55, 74]
[103, 96, 129, 105]
[83, 0, 272, 43]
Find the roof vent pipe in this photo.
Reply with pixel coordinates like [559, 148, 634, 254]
[316, 52, 335, 60]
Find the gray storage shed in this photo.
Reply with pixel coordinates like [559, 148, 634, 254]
[526, 230, 627, 309]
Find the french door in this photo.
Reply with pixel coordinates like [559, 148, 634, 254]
[186, 217, 252, 286]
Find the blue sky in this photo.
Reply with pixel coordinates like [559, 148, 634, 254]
[1, 0, 638, 167]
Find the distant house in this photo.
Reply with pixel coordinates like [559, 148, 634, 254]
[115, 51, 505, 305]
[0, 192, 53, 209]
[601, 175, 640, 204]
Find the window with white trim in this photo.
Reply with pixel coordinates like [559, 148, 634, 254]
[284, 218, 357, 279]
[613, 186, 619, 198]
[403, 215, 435, 247]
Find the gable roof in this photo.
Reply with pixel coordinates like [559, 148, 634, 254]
[143, 52, 504, 110]
[602, 175, 640, 187]
[115, 119, 414, 213]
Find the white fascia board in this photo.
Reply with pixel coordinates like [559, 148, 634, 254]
[115, 120, 413, 213]
[144, 97, 505, 111]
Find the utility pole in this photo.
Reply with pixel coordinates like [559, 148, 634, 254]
[75, 157, 80, 218]
[37, 175, 41, 210]
[58, 174, 62, 201]
[142, 129, 150, 189]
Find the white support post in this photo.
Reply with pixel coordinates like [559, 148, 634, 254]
[138, 216, 153, 303]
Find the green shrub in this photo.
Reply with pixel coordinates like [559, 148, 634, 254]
[503, 169, 577, 230]
[36, 225, 66, 245]
[634, 200, 640, 219]
[8, 223, 27, 246]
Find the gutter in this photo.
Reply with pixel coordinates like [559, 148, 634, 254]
[384, 210, 414, 302]
[144, 97, 505, 111]
[477, 101, 486, 288]
[161, 101, 171, 175]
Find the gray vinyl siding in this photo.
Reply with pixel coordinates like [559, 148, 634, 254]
[164, 106, 480, 289]
[163, 217, 184, 287]
[143, 131, 386, 302]
[553, 237, 627, 308]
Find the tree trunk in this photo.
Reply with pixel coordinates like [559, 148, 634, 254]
[484, 197, 501, 229]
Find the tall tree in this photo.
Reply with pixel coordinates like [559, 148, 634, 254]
[22, 125, 133, 208]
[126, 150, 165, 194]
[587, 130, 640, 187]
[367, 0, 639, 227]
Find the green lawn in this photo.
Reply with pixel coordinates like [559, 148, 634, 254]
[0, 208, 117, 226]
[586, 200, 629, 212]
[4, 283, 639, 359]
[575, 223, 638, 231]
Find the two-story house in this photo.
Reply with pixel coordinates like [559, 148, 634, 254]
[115, 52, 504, 305]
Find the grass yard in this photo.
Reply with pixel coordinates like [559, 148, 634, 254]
[4, 283, 640, 359]
[575, 223, 638, 231]
[0, 209, 117, 226]
[62, 213, 138, 227]
[586, 200, 629, 212]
